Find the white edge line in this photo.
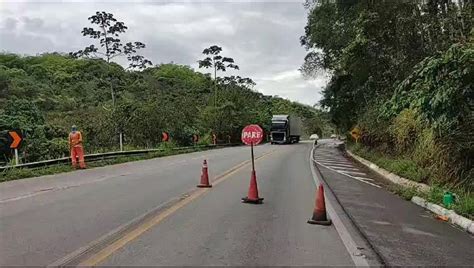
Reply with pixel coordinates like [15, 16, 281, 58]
[338, 170, 367, 175]
[316, 161, 381, 188]
[314, 157, 351, 162]
[340, 171, 369, 176]
[315, 160, 353, 165]
[309, 146, 370, 267]
[327, 166, 361, 171]
[354, 177, 374, 181]
[315, 161, 353, 166]
[315, 160, 354, 165]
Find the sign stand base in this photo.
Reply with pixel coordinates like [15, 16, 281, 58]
[241, 125, 265, 205]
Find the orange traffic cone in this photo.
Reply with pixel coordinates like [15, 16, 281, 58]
[242, 170, 264, 204]
[307, 184, 331, 225]
[197, 160, 212, 188]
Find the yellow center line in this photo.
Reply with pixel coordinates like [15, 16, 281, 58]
[79, 149, 278, 266]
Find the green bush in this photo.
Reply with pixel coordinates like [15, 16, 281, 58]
[197, 133, 212, 146]
[453, 192, 474, 219]
[412, 128, 436, 168]
[388, 184, 418, 201]
[356, 102, 392, 149]
[384, 159, 430, 184]
[390, 109, 423, 153]
[158, 141, 177, 151]
[426, 185, 445, 204]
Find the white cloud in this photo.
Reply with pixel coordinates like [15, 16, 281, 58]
[0, 1, 326, 106]
[265, 70, 301, 81]
[256, 69, 328, 106]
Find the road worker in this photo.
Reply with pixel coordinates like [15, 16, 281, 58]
[212, 133, 217, 145]
[69, 125, 86, 169]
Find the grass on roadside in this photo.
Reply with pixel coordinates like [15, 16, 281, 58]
[423, 185, 473, 219]
[0, 146, 211, 183]
[349, 143, 430, 183]
[348, 143, 473, 220]
[387, 184, 418, 201]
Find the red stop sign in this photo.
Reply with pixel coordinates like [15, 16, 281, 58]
[241, 124, 264, 145]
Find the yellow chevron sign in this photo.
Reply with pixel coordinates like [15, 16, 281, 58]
[351, 127, 361, 142]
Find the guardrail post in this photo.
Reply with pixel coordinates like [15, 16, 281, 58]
[119, 133, 124, 152]
[14, 148, 19, 166]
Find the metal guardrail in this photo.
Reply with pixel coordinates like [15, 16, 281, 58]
[0, 143, 241, 172]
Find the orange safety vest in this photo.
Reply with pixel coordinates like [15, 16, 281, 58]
[69, 131, 83, 148]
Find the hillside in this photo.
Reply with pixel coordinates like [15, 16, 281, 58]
[0, 53, 331, 164]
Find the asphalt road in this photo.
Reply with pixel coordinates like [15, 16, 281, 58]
[314, 139, 474, 266]
[0, 142, 355, 266]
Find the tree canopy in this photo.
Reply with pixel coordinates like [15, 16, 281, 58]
[0, 53, 331, 164]
[301, 0, 473, 188]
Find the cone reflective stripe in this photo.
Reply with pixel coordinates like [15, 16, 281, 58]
[242, 170, 264, 204]
[197, 160, 212, 188]
[307, 184, 331, 225]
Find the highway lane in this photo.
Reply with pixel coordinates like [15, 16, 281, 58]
[98, 142, 353, 266]
[3, 138, 470, 266]
[0, 145, 278, 266]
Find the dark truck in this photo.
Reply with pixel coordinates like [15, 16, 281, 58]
[270, 115, 302, 144]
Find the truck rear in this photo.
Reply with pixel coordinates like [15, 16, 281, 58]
[270, 115, 302, 144]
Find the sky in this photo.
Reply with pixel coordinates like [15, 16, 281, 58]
[0, 0, 328, 106]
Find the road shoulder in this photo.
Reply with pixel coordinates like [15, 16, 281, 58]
[314, 140, 474, 266]
[310, 145, 384, 266]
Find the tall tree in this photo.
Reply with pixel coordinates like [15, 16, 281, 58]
[198, 45, 239, 107]
[218, 76, 256, 89]
[70, 11, 152, 150]
[70, 11, 152, 106]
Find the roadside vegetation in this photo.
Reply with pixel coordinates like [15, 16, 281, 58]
[302, 0, 473, 216]
[350, 142, 473, 219]
[0, 142, 215, 182]
[0, 11, 333, 167]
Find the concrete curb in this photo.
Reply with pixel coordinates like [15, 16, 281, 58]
[347, 149, 473, 235]
[411, 196, 474, 235]
[310, 145, 384, 266]
[346, 150, 430, 193]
